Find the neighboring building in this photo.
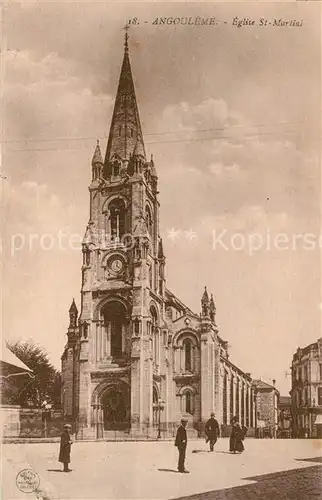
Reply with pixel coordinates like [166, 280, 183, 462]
[0, 345, 33, 438]
[1, 345, 33, 405]
[252, 379, 279, 438]
[61, 34, 256, 439]
[277, 396, 292, 438]
[290, 338, 322, 438]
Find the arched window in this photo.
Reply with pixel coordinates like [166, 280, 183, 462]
[183, 339, 192, 372]
[113, 163, 120, 177]
[134, 318, 140, 335]
[186, 392, 191, 413]
[183, 390, 193, 414]
[83, 248, 90, 266]
[103, 301, 127, 359]
[109, 199, 126, 241]
[145, 205, 153, 238]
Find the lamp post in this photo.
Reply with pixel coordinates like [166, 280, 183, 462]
[153, 399, 165, 439]
[42, 400, 52, 438]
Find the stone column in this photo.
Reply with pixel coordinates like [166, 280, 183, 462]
[173, 346, 177, 373]
[179, 346, 183, 372]
[200, 332, 213, 422]
[106, 322, 111, 357]
[214, 345, 220, 417]
[247, 385, 251, 427]
[243, 384, 247, 427]
[103, 324, 107, 359]
[90, 323, 96, 362]
[96, 322, 101, 362]
[192, 346, 196, 372]
[100, 321, 105, 360]
[225, 373, 229, 425]
[122, 324, 126, 354]
[95, 323, 99, 362]
[232, 377, 236, 419]
[157, 328, 161, 368]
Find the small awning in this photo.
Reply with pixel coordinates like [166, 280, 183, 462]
[314, 415, 322, 426]
[0, 345, 33, 378]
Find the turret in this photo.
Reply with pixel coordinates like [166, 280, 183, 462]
[91, 140, 103, 181]
[69, 298, 78, 328]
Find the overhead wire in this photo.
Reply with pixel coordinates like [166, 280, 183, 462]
[2, 119, 310, 153]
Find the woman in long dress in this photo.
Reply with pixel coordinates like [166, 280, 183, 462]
[229, 419, 245, 453]
[59, 424, 72, 472]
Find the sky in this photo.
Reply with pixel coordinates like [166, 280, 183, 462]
[2, 1, 321, 396]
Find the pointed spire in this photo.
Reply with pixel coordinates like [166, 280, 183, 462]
[201, 286, 210, 318]
[104, 32, 146, 173]
[69, 299, 78, 328]
[69, 298, 77, 313]
[92, 140, 103, 166]
[201, 286, 209, 305]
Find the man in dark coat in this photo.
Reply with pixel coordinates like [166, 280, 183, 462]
[205, 412, 220, 452]
[59, 424, 72, 472]
[175, 418, 189, 473]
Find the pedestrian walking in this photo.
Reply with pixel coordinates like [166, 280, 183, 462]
[59, 424, 73, 472]
[205, 412, 220, 452]
[229, 418, 244, 454]
[175, 417, 189, 473]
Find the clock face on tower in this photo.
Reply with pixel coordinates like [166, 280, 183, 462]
[109, 257, 124, 274]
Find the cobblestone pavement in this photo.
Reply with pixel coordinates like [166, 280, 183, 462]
[174, 465, 322, 500]
[2, 438, 322, 500]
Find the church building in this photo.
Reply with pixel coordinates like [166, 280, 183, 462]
[61, 33, 255, 439]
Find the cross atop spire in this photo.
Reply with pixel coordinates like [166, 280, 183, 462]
[123, 22, 130, 53]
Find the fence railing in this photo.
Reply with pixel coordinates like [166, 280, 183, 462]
[1, 407, 65, 438]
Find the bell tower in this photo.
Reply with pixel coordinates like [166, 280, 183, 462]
[75, 30, 166, 437]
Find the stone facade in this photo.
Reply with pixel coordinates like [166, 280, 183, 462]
[61, 35, 255, 439]
[290, 338, 322, 438]
[252, 380, 279, 438]
[277, 396, 292, 437]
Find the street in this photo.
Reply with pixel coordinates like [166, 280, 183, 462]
[2, 438, 322, 500]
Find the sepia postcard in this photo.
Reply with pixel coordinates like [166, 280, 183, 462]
[1, 1, 321, 499]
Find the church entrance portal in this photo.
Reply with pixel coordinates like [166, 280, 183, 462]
[101, 386, 130, 431]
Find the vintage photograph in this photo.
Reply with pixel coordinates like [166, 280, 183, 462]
[1, 1, 321, 499]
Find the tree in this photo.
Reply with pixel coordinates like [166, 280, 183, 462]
[5, 341, 61, 408]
